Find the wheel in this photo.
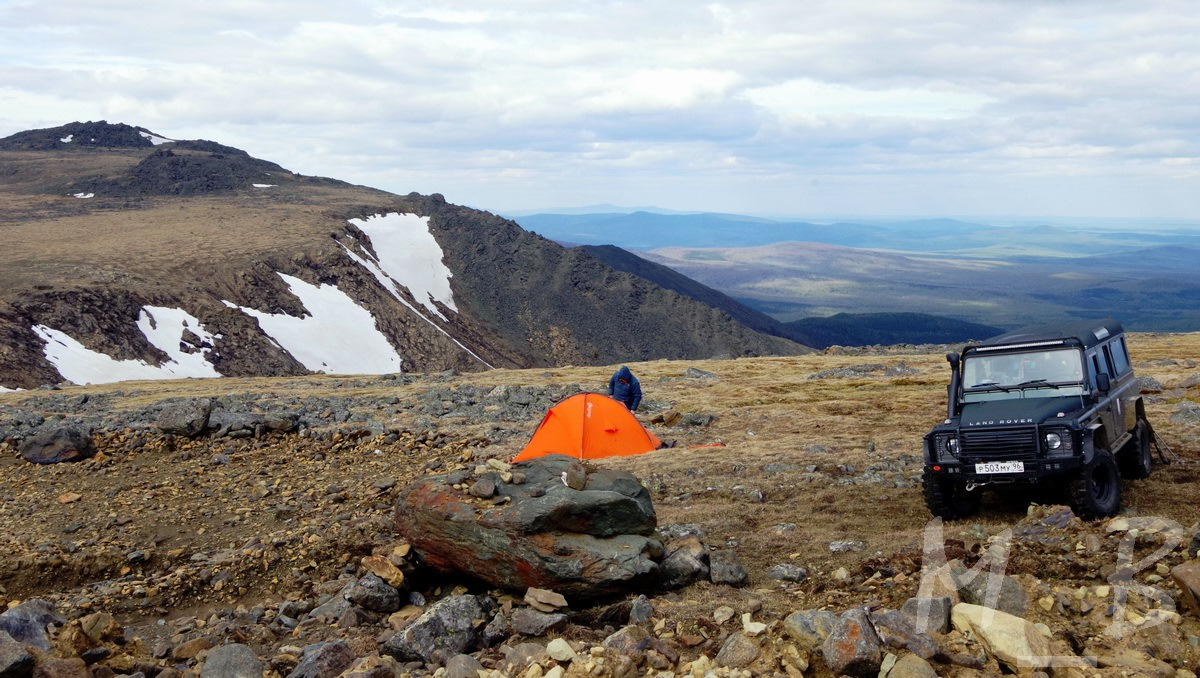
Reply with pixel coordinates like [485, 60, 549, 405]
[922, 469, 981, 519]
[1118, 419, 1152, 479]
[1067, 451, 1121, 519]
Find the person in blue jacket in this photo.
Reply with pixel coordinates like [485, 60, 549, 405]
[608, 365, 642, 411]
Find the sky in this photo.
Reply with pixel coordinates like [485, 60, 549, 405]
[2, 1, 1199, 220]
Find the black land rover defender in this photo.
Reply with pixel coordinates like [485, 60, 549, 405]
[922, 319, 1152, 520]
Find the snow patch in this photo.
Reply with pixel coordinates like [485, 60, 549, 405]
[346, 213, 457, 320]
[0, 385, 21, 392]
[33, 306, 220, 385]
[60, 134, 73, 143]
[139, 130, 173, 145]
[73, 192, 94, 199]
[227, 273, 402, 374]
[252, 184, 275, 188]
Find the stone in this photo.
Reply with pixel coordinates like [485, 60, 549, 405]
[715, 632, 760, 668]
[900, 596, 953, 634]
[628, 594, 653, 624]
[470, 476, 497, 498]
[822, 607, 884, 677]
[602, 625, 678, 665]
[155, 399, 214, 437]
[19, 427, 95, 464]
[172, 636, 213, 660]
[708, 549, 749, 587]
[767, 563, 808, 583]
[346, 574, 401, 613]
[525, 588, 568, 612]
[444, 653, 484, 678]
[563, 461, 588, 490]
[0, 630, 35, 678]
[201, 643, 263, 678]
[868, 609, 938, 659]
[382, 594, 486, 664]
[951, 603, 1050, 672]
[79, 611, 120, 642]
[28, 656, 88, 677]
[510, 608, 567, 636]
[714, 606, 736, 624]
[286, 640, 356, 678]
[1172, 561, 1200, 616]
[340, 653, 402, 678]
[659, 537, 709, 589]
[0, 600, 66, 652]
[501, 642, 550, 674]
[741, 613, 767, 636]
[394, 455, 661, 597]
[547, 638, 577, 662]
[953, 563, 1028, 617]
[361, 555, 406, 589]
[887, 652, 939, 678]
[783, 609, 838, 652]
[1091, 647, 1175, 677]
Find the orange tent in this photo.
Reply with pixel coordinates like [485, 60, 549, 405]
[513, 392, 663, 462]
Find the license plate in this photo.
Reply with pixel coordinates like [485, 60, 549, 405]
[976, 461, 1024, 474]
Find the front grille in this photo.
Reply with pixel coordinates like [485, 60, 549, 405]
[961, 428, 1039, 460]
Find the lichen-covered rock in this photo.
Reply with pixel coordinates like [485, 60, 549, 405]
[201, 643, 263, 678]
[382, 594, 487, 664]
[394, 455, 661, 597]
[18, 427, 95, 464]
[821, 607, 883, 677]
[285, 640, 356, 678]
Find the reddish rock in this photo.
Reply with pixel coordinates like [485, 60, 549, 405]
[394, 455, 662, 597]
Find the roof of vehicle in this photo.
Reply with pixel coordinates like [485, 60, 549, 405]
[972, 318, 1124, 352]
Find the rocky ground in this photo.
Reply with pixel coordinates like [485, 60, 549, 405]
[2, 335, 1200, 677]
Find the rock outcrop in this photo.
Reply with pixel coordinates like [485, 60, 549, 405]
[394, 454, 662, 598]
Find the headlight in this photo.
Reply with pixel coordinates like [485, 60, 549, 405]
[1044, 429, 1075, 456]
[935, 434, 959, 461]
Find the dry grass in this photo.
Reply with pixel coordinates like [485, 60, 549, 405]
[3, 333, 1196, 629]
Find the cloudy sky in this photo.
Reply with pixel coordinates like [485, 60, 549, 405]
[2, 1, 1198, 220]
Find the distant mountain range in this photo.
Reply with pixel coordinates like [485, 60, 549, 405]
[514, 210, 1200, 333]
[0, 121, 805, 389]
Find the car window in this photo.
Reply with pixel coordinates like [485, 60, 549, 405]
[1110, 337, 1130, 374]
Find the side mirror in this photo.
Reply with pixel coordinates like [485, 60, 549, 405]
[1096, 373, 1111, 392]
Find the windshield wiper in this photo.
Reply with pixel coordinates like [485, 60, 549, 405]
[968, 381, 1014, 392]
[1016, 379, 1062, 390]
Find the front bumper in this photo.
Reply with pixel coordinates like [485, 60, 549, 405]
[927, 457, 1085, 485]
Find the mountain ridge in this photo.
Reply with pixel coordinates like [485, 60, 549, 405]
[0, 121, 807, 389]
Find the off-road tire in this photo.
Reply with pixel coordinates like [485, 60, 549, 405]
[1067, 451, 1121, 519]
[922, 469, 981, 520]
[1117, 419, 1152, 479]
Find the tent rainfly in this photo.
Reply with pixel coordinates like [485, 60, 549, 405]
[512, 392, 663, 462]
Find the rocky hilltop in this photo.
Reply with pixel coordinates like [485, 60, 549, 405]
[0, 121, 805, 390]
[0, 335, 1198, 676]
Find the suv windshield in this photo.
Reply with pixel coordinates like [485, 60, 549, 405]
[961, 347, 1086, 401]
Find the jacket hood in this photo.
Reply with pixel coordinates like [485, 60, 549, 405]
[616, 366, 633, 381]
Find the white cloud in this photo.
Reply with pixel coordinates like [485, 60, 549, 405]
[1, 0, 1199, 218]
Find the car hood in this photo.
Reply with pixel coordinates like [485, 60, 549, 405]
[960, 396, 1085, 428]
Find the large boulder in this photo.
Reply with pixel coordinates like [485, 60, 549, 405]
[155, 398, 214, 437]
[0, 599, 66, 651]
[394, 454, 662, 597]
[18, 427, 95, 464]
